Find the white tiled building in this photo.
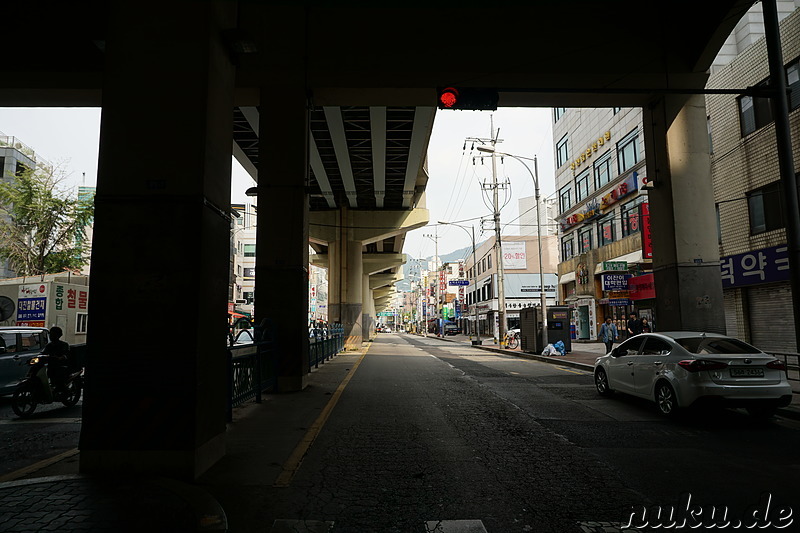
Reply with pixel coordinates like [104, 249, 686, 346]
[706, 4, 800, 352]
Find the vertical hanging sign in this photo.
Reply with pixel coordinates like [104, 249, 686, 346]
[641, 202, 653, 259]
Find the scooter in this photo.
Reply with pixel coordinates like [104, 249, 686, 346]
[11, 355, 83, 418]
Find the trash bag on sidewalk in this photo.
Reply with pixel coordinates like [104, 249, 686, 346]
[541, 344, 557, 356]
[553, 340, 566, 356]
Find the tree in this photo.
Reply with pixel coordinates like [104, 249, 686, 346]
[0, 164, 94, 277]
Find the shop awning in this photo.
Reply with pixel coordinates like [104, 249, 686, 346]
[559, 271, 576, 284]
[594, 250, 645, 274]
[229, 312, 247, 318]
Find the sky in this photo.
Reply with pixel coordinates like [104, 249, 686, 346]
[0, 106, 555, 259]
[406, 108, 555, 260]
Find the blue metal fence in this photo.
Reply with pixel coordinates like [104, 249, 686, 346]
[226, 339, 278, 421]
[226, 322, 345, 420]
[309, 323, 345, 369]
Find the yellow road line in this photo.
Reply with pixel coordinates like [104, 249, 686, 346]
[274, 345, 370, 487]
[0, 448, 79, 483]
[556, 366, 589, 375]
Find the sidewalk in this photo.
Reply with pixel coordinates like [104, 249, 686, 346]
[0, 349, 370, 533]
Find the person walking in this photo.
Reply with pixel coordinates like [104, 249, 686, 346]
[640, 317, 652, 333]
[599, 318, 618, 354]
[626, 312, 641, 339]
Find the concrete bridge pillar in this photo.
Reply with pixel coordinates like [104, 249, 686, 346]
[79, 1, 236, 479]
[254, 82, 310, 390]
[363, 274, 375, 340]
[644, 94, 726, 333]
[329, 233, 364, 350]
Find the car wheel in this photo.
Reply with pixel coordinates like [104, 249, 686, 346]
[12, 388, 38, 418]
[595, 368, 612, 396]
[746, 406, 777, 420]
[655, 381, 678, 417]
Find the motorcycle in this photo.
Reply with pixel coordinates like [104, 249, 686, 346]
[11, 355, 83, 418]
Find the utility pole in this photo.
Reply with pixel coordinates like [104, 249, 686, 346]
[467, 119, 509, 347]
[424, 228, 440, 337]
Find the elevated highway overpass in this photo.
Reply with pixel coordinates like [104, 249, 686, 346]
[0, 0, 767, 478]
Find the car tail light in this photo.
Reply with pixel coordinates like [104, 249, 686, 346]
[766, 360, 787, 371]
[678, 359, 728, 372]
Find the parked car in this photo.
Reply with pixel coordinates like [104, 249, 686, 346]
[444, 324, 461, 336]
[593, 331, 792, 418]
[0, 327, 50, 395]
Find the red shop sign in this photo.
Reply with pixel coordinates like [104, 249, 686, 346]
[628, 273, 656, 300]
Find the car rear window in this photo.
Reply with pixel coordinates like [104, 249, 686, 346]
[677, 337, 761, 354]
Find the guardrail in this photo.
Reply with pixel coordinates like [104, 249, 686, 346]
[226, 323, 345, 420]
[309, 324, 344, 369]
[772, 352, 800, 384]
[226, 339, 277, 421]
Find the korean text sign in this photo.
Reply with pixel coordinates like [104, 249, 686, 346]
[720, 245, 789, 288]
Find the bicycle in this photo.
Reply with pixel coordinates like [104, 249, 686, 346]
[505, 330, 520, 349]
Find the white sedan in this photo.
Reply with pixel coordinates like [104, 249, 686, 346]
[593, 331, 793, 418]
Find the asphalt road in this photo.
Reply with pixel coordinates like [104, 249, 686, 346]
[2, 333, 799, 532]
[0, 394, 82, 479]
[205, 333, 800, 532]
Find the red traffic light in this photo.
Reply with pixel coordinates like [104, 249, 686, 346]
[436, 87, 499, 110]
[438, 87, 459, 109]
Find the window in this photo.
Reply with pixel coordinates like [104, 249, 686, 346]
[76, 313, 89, 334]
[244, 244, 256, 257]
[677, 337, 759, 354]
[738, 89, 773, 137]
[19, 332, 43, 350]
[614, 337, 644, 357]
[621, 197, 645, 237]
[243, 291, 254, 304]
[575, 170, 591, 202]
[593, 152, 612, 190]
[641, 337, 671, 356]
[597, 212, 616, 246]
[561, 235, 574, 261]
[559, 185, 572, 214]
[554, 107, 566, 122]
[617, 129, 639, 174]
[788, 58, 800, 110]
[613, 107, 622, 115]
[556, 135, 569, 167]
[578, 227, 593, 253]
[715, 204, 722, 245]
[747, 181, 784, 234]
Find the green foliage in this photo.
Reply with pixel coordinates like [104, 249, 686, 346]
[0, 164, 94, 277]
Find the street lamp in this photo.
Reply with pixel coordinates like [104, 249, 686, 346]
[439, 221, 481, 345]
[476, 146, 549, 348]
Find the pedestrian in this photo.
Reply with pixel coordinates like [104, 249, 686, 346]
[627, 312, 641, 338]
[641, 317, 652, 333]
[599, 318, 618, 354]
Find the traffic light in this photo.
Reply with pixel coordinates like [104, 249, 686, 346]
[437, 87, 499, 110]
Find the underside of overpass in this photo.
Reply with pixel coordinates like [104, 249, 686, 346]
[0, 0, 757, 478]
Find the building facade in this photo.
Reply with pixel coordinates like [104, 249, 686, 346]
[518, 195, 558, 237]
[552, 108, 654, 341]
[230, 203, 257, 319]
[706, 5, 800, 353]
[463, 235, 559, 340]
[0, 133, 39, 279]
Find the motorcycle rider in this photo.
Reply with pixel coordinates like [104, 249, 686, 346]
[41, 326, 70, 394]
